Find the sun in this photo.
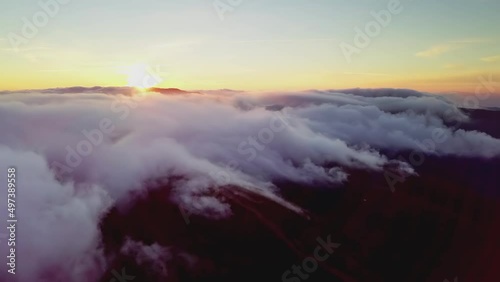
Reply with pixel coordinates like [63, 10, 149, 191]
[121, 63, 163, 90]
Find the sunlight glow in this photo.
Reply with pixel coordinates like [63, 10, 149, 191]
[122, 63, 163, 90]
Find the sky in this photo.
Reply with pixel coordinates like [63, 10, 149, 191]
[0, 0, 499, 93]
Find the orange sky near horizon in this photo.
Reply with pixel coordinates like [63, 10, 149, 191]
[0, 0, 499, 95]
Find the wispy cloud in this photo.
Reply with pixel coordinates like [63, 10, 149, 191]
[38, 69, 78, 73]
[343, 72, 391, 77]
[0, 46, 50, 53]
[415, 44, 455, 58]
[481, 55, 500, 62]
[450, 38, 491, 44]
[416, 38, 489, 58]
[225, 38, 338, 44]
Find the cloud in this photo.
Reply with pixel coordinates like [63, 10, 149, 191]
[416, 39, 487, 58]
[121, 239, 172, 278]
[415, 44, 455, 58]
[450, 38, 491, 44]
[0, 87, 499, 281]
[481, 55, 500, 62]
[343, 72, 391, 77]
[0, 146, 110, 282]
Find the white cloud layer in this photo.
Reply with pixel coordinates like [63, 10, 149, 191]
[0, 88, 499, 281]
